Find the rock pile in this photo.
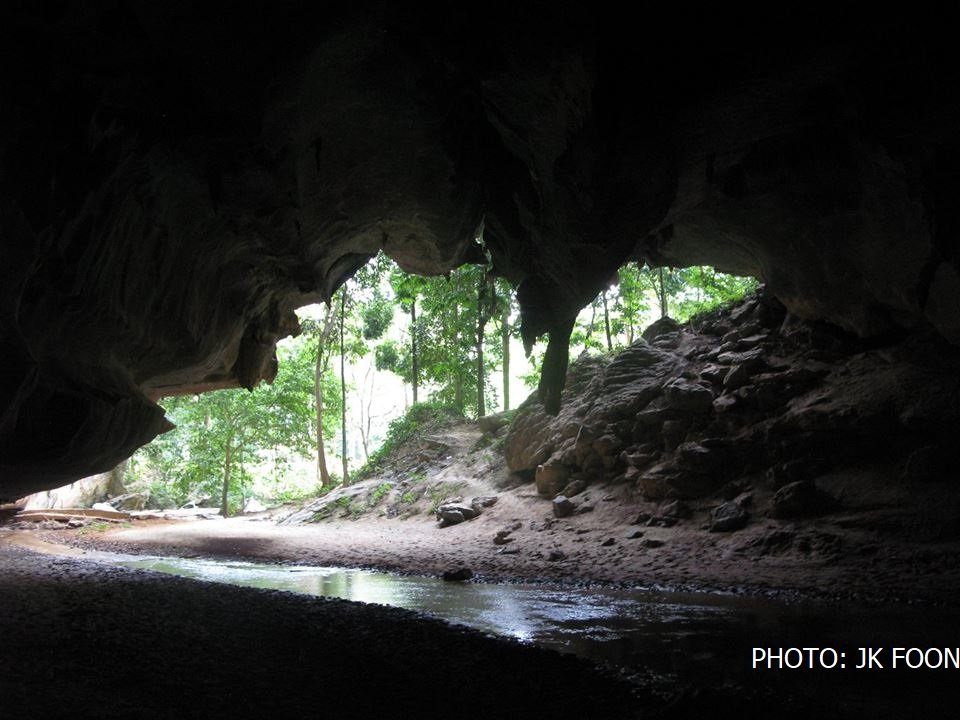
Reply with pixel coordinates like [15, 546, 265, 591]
[506, 288, 960, 526]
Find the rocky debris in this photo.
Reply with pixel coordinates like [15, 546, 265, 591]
[441, 567, 473, 582]
[559, 479, 587, 498]
[478, 413, 511, 435]
[552, 496, 575, 519]
[243, 498, 267, 514]
[535, 461, 569, 497]
[642, 317, 682, 342]
[437, 502, 481, 528]
[547, 550, 566, 561]
[503, 287, 960, 539]
[710, 502, 750, 532]
[600, 537, 616, 547]
[626, 530, 645, 539]
[108, 493, 149, 511]
[771, 481, 832, 519]
[493, 530, 514, 545]
[642, 539, 665, 549]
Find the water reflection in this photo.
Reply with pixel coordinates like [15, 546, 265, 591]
[112, 554, 960, 714]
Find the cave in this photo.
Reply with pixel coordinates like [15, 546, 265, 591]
[2, 3, 960, 717]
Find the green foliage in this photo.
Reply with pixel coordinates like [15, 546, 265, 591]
[77, 521, 112, 535]
[370, 482, 393, 505]
[126, 334, 328, 514]
[354, 400, 464, 479]
[361, 290, 395, 340]
[566, 263, 758, 362]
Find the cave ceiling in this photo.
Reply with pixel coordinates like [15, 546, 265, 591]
[2, 3, 959, 498]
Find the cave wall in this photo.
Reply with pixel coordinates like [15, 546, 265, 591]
[2, 3, 959, 498]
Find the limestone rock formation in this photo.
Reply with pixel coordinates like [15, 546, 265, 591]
[3, 4, 960, 498]
[505, 289, 960, 520]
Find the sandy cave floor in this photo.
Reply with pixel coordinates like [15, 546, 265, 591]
[18, 480, 960, 607]
[4, 478, 960, 719]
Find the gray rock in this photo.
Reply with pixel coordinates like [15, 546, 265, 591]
[642, 316, 681, 342]
[660, 499, 691, 519]
[771, 480, 830, 518]
[437, 508, 465, 527]
[713, 394, 740, 413]
[478, 413, 510, 434]
[723, 363, 752, 391]
[592, 434, 622, 458]
[664, 379, 715, 413]
[493, 530, 513, 545]
[547, 550, 566, 561]
[642, 538, 665, 548]
[552, 495, 575, 518]
[661, 419, 688, 451]
[535, 461, 569, 497]
[437, 502, 480, 526]
[560, 479, 588, 498]
[600, 537, 616, 547]
[710, 501, 749, 531]
[717, 347, 766, 369]
[699, 364, 727, 384]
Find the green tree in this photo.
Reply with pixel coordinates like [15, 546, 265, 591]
[129, 335, 324, 514]
[301, 306, 339, 488]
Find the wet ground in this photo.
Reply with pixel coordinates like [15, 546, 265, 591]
[5, 526, 960, 719]
[0, 542, 639, 720]
[109, 553, 960, 718]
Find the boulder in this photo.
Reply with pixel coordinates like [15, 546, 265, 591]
[723, 364, 752, 391]
[552, 495, 576, 518]
[478, 413, 510, 435]
[560, 479, 588, 498]
[660, 499, 691, 519]
[771, 480, 830, 518]
[663, 379, 714, 413]
[535, 461, 569, 497]
[642, 317, 682, 342]
[710, 501, 749, 532]
[436, 502, 480, 527]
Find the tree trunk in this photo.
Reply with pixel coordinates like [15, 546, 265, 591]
[583, 301, 597, 353]
[476, 271, 491, 418]
[358, 365, 375, 461]
[657, 266, 668, 318]
[340, 290, 349, 484]
[220, 437, 233, 518]
[602, 289, 612, 351]
[500, 286, 510, 412]
[314, 304, 337, 488]
[410, 299, 419, 405]
[453, 302, 464, 413]
[106, 460, 127, 498]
